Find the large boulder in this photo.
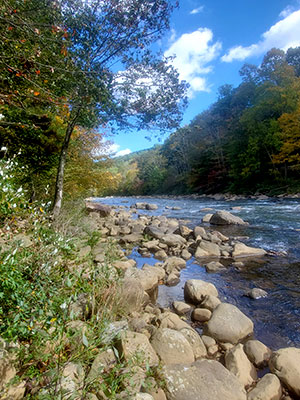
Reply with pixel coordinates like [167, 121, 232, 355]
[210, 211, 248, 226]
[120, 276, 148, 312]
[269, 347, 300, 397]
[85, 201, 111, 217]
[162, 257, 186, 274]
[150, 328, 195, 365]
[162, 359, 247, 400]
[161, 234, 187, 247]
[117, 331, 159, 367]
[144, 226, 165, 240]
[247, 373, 282, 400]
[195, 241, 221, 257]
[244, 340, 272, 368]
[225, 344, 257, 387]
[184, 279, 218, 304]
[205, 303, 254, 344]
[179, 327, 207, 359]
[232, 243, 266, 258]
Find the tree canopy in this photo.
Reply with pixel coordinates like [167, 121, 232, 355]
[0, 0, 188, 213]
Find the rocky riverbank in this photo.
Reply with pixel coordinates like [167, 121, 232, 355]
[1, 200, 300, 399]
[81, 201, 300, 399]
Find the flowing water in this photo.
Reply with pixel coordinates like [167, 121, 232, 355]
[95, 196, 300, 350]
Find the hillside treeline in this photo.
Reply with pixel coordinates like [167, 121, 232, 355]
[110, 48, 300, 195]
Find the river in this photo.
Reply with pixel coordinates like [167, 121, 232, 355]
[94, 196, 300, 350]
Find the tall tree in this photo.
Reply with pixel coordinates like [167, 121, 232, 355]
[1, 0, 188, 216]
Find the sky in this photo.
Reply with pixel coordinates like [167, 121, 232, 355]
[107, 0, 300, 157]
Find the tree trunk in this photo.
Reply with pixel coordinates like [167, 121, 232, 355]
[52, 109, 80, 218]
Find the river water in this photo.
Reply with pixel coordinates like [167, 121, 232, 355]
[95, 196, 300, 350]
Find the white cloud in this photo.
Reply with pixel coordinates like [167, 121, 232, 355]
[279, 5, 294, 18]
[190, 6, 204, 15]
[164, 28, 222, 97]
[222, 9, 300, 63]
[102, 142, 132, 157]
[115, 149, 132, 157]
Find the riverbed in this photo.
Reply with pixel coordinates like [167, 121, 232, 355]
[95, 196, 300, 350]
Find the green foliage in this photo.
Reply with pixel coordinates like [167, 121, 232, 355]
[110, 47, 300, 195]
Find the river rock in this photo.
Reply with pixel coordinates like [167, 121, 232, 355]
[184, 279, 219, 304]
[225, 344, 257, 387]
[201, 335, 216, 349]
[0, 349, 16, 391]
[269, 347, 300, 397]
[161, 234, 187, 247]
[154, 249, 168, 260]
[165, 272, 180, 286]
[87, 348, 117, 382]
[192, 308, 212, 322]
[113, 259, 136, 271]
[205, 303, 254, 344]
[121, 276, 148, 312]
[244, 340, 272, 368]
[247, 373, 282, 400]
[246, 288, 268, 299]
[179, 327, 207, 359]
[199, 294, 221, 311]
[118, 331, 159, 367]
[195, 241, 221, 257]
[205, 261, 225, 272]
[202, 213, 213, 223]
[85, 201, 112, 216]
[232, 243, 266, 258]
[210, 211, 248, 226]
[162, 359, 247, 400]
[194, 226, 208, 239]
[146, 203, 158, 210]
[174, 225, 193, 238]
[144, 226, 165, 239]
[142, 264, 166, 282]
[60, 362, 85, 399]
[181, 249, 192, 260]
[159, 312, 190, 331]
[162, 257, 186, 274]
[151, 328, 195, 365]
[173, 301, 191, 316]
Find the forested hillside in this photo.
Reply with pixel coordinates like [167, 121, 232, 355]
[110, 48, 300, 195]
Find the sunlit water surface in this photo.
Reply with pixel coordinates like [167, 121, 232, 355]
[95, 196, 300, 349]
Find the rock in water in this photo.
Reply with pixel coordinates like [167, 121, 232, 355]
[184, 279, 219, 304]
[162, 359, 247, 400]
[210, 210, 248, 225]
[233, 243, 266, 258]
[205, 303, 254, 344]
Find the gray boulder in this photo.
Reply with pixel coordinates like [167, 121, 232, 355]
[162, 359, 247, 400]
[244, 340, 272, 368]
[85, 202, 111, 217]
[161, 234, 187, 247]
[195, 241, 221, 257]
[225, 344, 257, 387]
[232, 243, 266, 258]
[205, 303, 254, 344]
[184, 279, 218, 304]
[151, 328, 194, 365]
[247, 373, 282, 400]
[210, 210, 248, 226]
[269, 347, 300, 397]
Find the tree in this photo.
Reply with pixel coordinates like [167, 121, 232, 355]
[1, 0, 188, 217]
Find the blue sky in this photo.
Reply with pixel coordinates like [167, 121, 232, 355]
[107, 0, 300, 156]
